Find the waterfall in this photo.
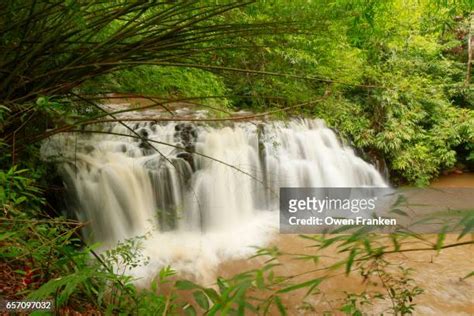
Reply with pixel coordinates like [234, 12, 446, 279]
[41, 118, 386, 282]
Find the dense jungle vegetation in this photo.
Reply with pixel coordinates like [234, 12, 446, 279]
[1, 0, 473, 315]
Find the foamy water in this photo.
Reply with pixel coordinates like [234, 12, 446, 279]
[41, 118, 386, 283]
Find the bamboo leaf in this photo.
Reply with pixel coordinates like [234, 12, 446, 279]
[175, 280, 199, 291]
[277, 278, 323, 294]
[345, 249, 357, 275]
[462, 271, 474, 280]
[193, 291, 209, 310]
[274, 296, 287, 316]
[184, 304, 197, 316]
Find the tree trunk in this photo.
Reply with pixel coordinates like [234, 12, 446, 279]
[466, 13, 473, 86]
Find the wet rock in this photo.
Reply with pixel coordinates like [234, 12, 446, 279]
[144, 158, 160, 170]
[139, 141, 152, 151]
[176, 152, 194, 170]
[137, 128, 151, 151]
[173, 123, 198, 170]
[84, 145, 95, 153]
[173, 123, 197, 146]
[138, 128, 149, 138]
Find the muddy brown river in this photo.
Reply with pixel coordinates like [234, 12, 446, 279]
[215, 174, 474, 315]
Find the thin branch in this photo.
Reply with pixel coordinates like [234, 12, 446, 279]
[29, 61, 381, 89]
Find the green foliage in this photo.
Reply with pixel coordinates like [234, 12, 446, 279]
[124, 0, 467, 185]
[0, 0, 286, 170]
[0, 166, 43, 215]
[81, 66, 230, 107]
[298, 0, 474, 185]
[339, 264, 424, 316]
[0, 167, 87, 306]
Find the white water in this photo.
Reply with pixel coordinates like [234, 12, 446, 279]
[41, 118, 386, 284]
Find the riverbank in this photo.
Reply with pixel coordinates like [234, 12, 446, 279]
[431, 173, 474, 188]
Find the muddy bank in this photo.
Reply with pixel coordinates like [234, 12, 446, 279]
[431, 173, 474, 188]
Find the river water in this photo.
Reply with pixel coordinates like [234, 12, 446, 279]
[219, 174, 474, 315]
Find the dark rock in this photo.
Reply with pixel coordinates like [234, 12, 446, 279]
[138, 128, 149, 138]
[84, 145, 95, 153]
[177, 152, 195, 170]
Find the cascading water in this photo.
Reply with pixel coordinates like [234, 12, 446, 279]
[41, 118, 386, 283]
